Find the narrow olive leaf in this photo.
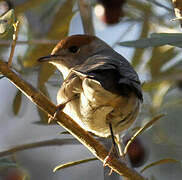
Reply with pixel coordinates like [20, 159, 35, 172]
[60, 131, 70, 135]
[140, 158, 179, 173]
[152, 81, 172, 109]
[151, 33, 182, 47]
[13, 89, 22, 115]
[23, 0, 75, 67]
[15, 0, 47, 14]
[0, 75, 5, 79]
[142, 81, 163, 92]
[151, 33, 182, 38]
[131, 15, 150, 67]
[118, 33, 182, 48]
[148, 46, 177, 78]
[0, 158, 17, 169]
[53, 158, 98, 172]
[169, 42, 182, 48]
[22, 174, 31, 180]
[124, 114, 164, 155]
[0, 9, 15, 38]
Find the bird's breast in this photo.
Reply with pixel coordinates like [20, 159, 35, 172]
[59, 77, 140, 137]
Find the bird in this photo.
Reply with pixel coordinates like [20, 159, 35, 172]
[38, 34, 143, 160]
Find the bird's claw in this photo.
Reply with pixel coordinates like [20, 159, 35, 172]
[48, 95, 79, 124]
[103, 155, 114, 175]
[48, 103, 66, 124]
[103, 155, 112, 167]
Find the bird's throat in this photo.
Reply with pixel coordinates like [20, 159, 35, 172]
[51, 62, 70, 79]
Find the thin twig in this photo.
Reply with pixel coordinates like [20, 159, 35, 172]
[146, 0, 173, 11]
[8, 21, 20, 67]
[0, 60, 145, 180]
[78, 0, 95, 35]
[0, 39, 59, 45]
[0, 138, 79, 158]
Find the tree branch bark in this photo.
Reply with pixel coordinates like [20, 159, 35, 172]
[0, 60, 145, 180]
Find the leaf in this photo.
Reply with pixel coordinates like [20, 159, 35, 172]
[0, 75, 5, 79]
[38, 63, 55, 87]
[118, 33, 182, 48]
[140, 158, 179, 173]
[147, 46, 178, 78]
[33, 0, 76, 124]
[0, 9, 15, 38]
[53, 157, 98, 172]
[15, 0, 49, 14]
[151, 33, 182, 38]
[128, 0, 151, 13]
[152, 81, 172, 109]
[60, 131, 70, 135]
[131, 9, 151, 67]
[23, 0, 75, 67]
[124, 114, 164, 155]
[118, 38, 164, 48]
[0, 158, 17, 169]
[151, 33, 182, 47]
[13, 89, 22, 115]
[142, 81, 163, 92]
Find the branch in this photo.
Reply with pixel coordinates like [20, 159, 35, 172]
[0, 60, 145, 180]
[0, 138, 79, 158]
[8, 21, 20, 67]
[78, 0, 95, 35]
[0, 39, 59, 45]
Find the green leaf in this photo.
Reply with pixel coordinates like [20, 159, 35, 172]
[0, 75, 5, 79]
[142, 81, 163, 92]
[0, 9, 15, 38]
[118, 33, 182, 48]
[151, 33, 182, 48]
[152, 81, 172, 109]
[124, 114, 165, 155]
[0, 158, 17, 169]
[23, 0, 75, 67]
[13, 90, 22, 115]
[147, 47, 178, 78]
[53, 157, 98, 172]
[60, 131, 70, 135]
[140, 158, 179, 173]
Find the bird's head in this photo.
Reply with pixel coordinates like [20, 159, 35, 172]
[38, 34, 110, 79]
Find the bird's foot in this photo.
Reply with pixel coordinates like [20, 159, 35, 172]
[103, 145, 119, 175]
[48, 103, 67, 124]
[48, 95, 79, 124]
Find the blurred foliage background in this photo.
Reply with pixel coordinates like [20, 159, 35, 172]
[1, 0, 182, 180]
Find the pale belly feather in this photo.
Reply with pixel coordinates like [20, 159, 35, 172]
[58, 77, 140, 137]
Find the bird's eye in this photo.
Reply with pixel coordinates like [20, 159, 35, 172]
[68, 46, 79, 53]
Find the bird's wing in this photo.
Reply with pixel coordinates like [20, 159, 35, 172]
[74, 55, 143, 101]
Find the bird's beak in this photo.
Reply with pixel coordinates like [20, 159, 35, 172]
[37, 55, 60, 63]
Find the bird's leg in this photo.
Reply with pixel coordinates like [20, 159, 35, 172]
[103, 123, 119, 175]
[48, 95, 78, 123]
